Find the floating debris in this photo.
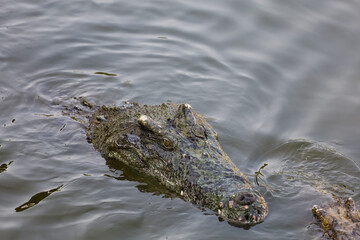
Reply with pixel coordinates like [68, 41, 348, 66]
[94, 72, 117, 76]
[0, 161, 13, 173]
[0, 161, 12, 173]
[35, 113, 55, 117]
[59, 124, 66, 131]
[254, 163, 268, 186]
[15, 185, 63, 212]
[0, 164, 6, 172]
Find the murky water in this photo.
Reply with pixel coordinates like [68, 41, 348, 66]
[1, 0, 360, 239]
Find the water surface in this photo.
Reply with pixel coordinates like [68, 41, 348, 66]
[1, 0, 360, 239]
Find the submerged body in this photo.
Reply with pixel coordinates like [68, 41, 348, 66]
[86, 101, 268, 225]
[312, 197, 360, 239]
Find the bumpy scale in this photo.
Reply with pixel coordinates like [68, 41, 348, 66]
[312, 197, 360, 239]
[87, 102, 268, 225]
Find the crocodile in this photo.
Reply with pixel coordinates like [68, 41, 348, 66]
[312, 197, 360, 239]
[69, 99, 269, 226]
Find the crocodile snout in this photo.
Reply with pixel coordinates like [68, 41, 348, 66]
[235, 192, 256, 205]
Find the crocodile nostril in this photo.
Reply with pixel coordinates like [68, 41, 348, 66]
[235, 192, 255, 205]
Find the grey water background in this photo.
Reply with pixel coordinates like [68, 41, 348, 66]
[1, 0, 360, 239]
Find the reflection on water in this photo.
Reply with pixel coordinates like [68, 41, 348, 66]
[1, 0, 360, 239]
[15, 185, 63, 212]
[105, 158, 179, 199]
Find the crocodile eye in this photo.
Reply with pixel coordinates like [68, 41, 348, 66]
[162, 137, 175, 150]
[191, 124, 206, 138]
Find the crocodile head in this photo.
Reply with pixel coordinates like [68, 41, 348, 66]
[88, 102, 268, 225]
